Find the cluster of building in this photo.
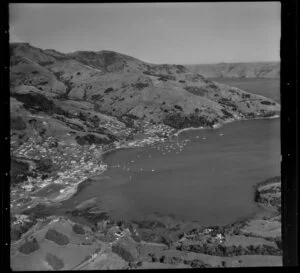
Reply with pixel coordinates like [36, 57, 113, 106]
[99, 120, 133, 137]
[11, 136, 108, 208]
[10, 118, 177, 211]
[141, 122, 175, 138]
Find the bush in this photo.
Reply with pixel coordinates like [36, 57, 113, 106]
[45, 229, 70, 245]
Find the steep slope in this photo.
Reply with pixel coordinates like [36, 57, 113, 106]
[186, 62, 280, 79]
[10, 43, 280, 139]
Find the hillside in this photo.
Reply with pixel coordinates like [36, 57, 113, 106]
[10, 43, 280, 147]
[186, 62, 280, 79]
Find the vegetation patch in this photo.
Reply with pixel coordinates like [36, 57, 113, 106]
[185, 86, 207, 96]
[72, 224, 85, 235]
[174, 105, 183, 111]
[132, 82, 149, 90]
[10, 159, 30, 185]
[163, 113, 216, 129]
[91, 94, 102, 101]
[104, 87, 114, 94]
[36, 158, 53, 173]
[12, 92, 67, 116]
[260, 100, 273, 105]
[45, 253, 64, 270]
[221, 109, 233, 119]
[45, 229, 70, 245]
[18, 238, 40, 254]
[75, 134, 112, 146]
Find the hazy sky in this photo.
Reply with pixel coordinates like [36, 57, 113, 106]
[9, 2, 281, 64]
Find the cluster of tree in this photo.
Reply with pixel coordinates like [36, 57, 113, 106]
[12, 92, 67, 116]
[18, 238, 40, 254]
[10, 159, 30, 185]
[260, 100, 276, 105]
[45, 229, 70, 246]
[177, 242, 281, 257]
[36, 158, 53, 173]
[72, 224, 85, 235]
[221, 109, 234, 119]
[131, 82, 149, 90]
[45, 253, 64, 270]
[142, 71, 176, 81]
[163, 113, 216, 129]
[75, 134, 113, 146]
[184, 86, 207, 97]
[11, 217, 37, 242]
[104, 87, 114, 94]
[11, 116, 27, 130]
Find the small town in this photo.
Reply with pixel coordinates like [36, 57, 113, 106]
[10, 120, 177, 214]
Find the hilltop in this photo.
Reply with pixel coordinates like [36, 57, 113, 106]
[186, 62, 280, 79]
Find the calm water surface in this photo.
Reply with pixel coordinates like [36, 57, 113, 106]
[211, 78, 280, 102]
[61, 118, 280, 226]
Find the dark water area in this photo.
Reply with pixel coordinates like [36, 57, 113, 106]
[59, 118, 280, 226]
[211, 78, 280, 102]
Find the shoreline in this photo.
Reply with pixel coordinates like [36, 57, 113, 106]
[53, 114, 280, 206]
[175, 114, 280, 137]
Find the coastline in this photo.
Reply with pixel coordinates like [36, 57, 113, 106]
[175, 114, 280, 137]
[52, 113, 280, 204]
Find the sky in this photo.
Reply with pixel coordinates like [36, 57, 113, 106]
[9, 2, 281, 64]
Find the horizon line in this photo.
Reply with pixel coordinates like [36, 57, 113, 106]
[9, 42, 280, 66]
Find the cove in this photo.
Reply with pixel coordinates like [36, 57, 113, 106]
[59, 118, 280, 226]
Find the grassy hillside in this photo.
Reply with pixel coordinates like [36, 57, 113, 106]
[10, 43, 280, 146]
